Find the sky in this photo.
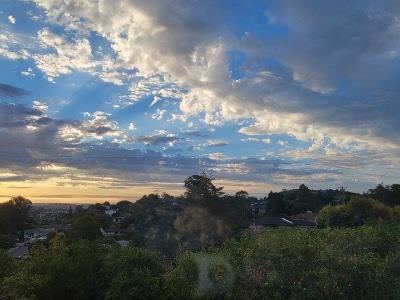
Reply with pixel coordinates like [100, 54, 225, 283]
[0, 0, 400, 203]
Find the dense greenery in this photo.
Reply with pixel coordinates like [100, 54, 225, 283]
[97, 174, 250, 257]
[368, 183, 400, 206]
[317, 196, 400, 228]
[1, 224, 399, 299]
[0, 196, 32, 247]
[265, 185, 354, 216]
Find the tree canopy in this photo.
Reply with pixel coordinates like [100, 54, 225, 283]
[317, 196, 398, 228]
[184, 172, 224, 201]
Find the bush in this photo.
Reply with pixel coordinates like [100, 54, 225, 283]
[170, 225, 400, 299]
[316, 196, 394, 228]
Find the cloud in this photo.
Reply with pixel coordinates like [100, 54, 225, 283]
[32, 101, 48, 112]
[21, 68, 35, 77]
[30, 0, 400, 153]
[33, 28, 95, 81]
[0, 30, 31, 60]
[240, 137, 271, 144]
[185, 130, 209, 138]
[138, 131, 180, 146]
[0, 102, 379, 192]
[151, 108, 166, 120]
[128, 122, 137, 131]
[78, 111, 133, 143]
[262, 138, 271, 144]
[277, 140, 288, 147]
[8, 16, 15, 24]
[199, 139, 229, 148]
[1, 0, 399, 191]
[0, 83, 28, 97]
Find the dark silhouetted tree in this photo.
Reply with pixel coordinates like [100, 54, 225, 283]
[70, 213, 100, 241]
[184, 172, 224, 202]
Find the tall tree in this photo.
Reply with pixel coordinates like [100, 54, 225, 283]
[0, 196, 32, 234]
[184, 172, 224, 202]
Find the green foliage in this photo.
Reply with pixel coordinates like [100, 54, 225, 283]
[164, 254, 198, 300]
[184, 172, 224, 202]
[234, 190, 248, 199]
[115, 200, 134, 214]
[172, 225, 400, 299]
[368, 183, 400, 206]
[1, 223, 400, 299]
[266, 185, 353, 216]
[105, 247, 165, 300]
[1, 239, 109, 300]
[266, 191, 286, 216]
[69, 213, 101, 241]
[0, 196, 32, 249]
[0, 196, 32, 235]
[317, 196, 394, 227]
[0, 249, 14, 285]
[2, 180, 400, 299]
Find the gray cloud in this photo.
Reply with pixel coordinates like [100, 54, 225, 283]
[6, 0, 400, 191]
[234, 0, 400, 146]
[0, 102, 340, 187]
[185, 130, 209, 138]
[138, 133, 181, 145]
[200, 140, 229, 148]
[0, 83, 29, 98]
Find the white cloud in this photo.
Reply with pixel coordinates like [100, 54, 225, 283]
[277, 140, 288, 147]
[262, 138, 271, 144]
[151, 108, 166, 120]
[128, 122, 136, 131]
[27, 0, 400, 175]
[137, 130, 180, 146]
[0, 31, 30, 60]
[208, 152, 229, 161]
[32, 101, 48, 112]
[21, 67, 35, 77]
[33, 28, 94, 81]
[57, 111, 133, 144]
[8, 15, 15, 24]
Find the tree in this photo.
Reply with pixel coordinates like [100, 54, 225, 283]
[184, 172, 224, 201]
[0, 196, 32, 235]
[235, 190, 249, 199]
[298, 184, 311, 202]
[369, 183, 400, 206]
[317, 196, 393, 228]
[70, 213, 101, 241]
[266, 191, 285, 216]
[105, 247, 165, 300]
[115, 200, 134, 214]
[1, 240, 109, 300]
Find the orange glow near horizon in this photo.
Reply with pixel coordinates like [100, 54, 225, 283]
[0, 178, 274, 204]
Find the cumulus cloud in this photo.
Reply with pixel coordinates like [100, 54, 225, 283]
[32, 101, 48, 112]
[0, 30, 31, 60]
[2, 0, 400, 191]
[31, 0, 400, 155]
[128, 122, 137, 131]
[1, 101, 391, 192]
[8, 16, 15, 24]
[33, 28, 95, 81]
